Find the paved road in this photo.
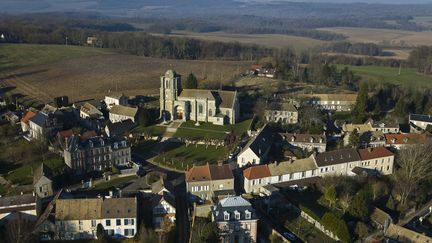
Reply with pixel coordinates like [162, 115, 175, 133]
[398, 199, 432, 227]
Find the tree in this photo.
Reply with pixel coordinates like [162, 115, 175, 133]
[321, 213, 350, 243]
[184, 73, 198, 89]
[96, 223, 108, 243]
[270, 233, 284, 243]
[394, 143, 432, 206]
[137, 224, 158, 243]
[355, 222, 370, 240]
[324, 185, 337, 207]
[348, 129, 360, 148]
[351, 82, 368, 123]
[190, 217, 218, 243]
[138, 108, 152, 127]
[394, 97, 407, 118]
[372, 180, 389, 201]
[348, 190, 371, 221]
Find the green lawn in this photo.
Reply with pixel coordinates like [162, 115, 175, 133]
[0, 43, 114, 70]
[337, 64, 432, 88]
[154, 142, 229, 170]
[43, 157, 68, 176]
[92, 175, 137, 191]
[174, 119, 252, 139]
[132, 125, 167, 137]
[284, 213, 335, 243]
[5, 165, 33, 185]
[131, 140, 159, 157]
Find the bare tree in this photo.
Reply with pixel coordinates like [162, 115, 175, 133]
[395, 143, 432, 206]
[4, 214, 36, 243]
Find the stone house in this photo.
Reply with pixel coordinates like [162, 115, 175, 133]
[151, 191, 176, 229]
[385, 133, 430, 150]
[33, 164, 54, 198]
[281, 133, 327, 153]
[264, 103, 298, 124]
[186, 164, 234, 201]
[55, 197, 137, 240]
[211, 196, 258, 243]
[28, 112, 63, 141]
[409, 113, 432, 132]
[109, 105, 138, 123]
[302, 93, 357, 112]
[105, 93, 128, 110]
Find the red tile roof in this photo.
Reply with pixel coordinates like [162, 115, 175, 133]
[358, 147, 394, 160]
[243, 165, 271, 180]
[57, 129, 73, 139]
[21, 111, 37, 125]
[186, 164, 233, 182]
[81, 130, 97, 140]
[385, 133, 429, 145]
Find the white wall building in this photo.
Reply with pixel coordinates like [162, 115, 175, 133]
[105, 94, 128, 110]
[237, 124, 276, 167]
[109, 105, 138, 123]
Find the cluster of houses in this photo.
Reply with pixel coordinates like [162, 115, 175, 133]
[1, 69, 432, 242]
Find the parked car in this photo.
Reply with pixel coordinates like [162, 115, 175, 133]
[283, 232, 297, 241]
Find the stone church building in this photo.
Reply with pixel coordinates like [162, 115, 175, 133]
[160, 70, 240, 125]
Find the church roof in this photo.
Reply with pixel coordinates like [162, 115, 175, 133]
[179, 89, 237, 109]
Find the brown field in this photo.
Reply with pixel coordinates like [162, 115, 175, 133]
[322, 48, 411, 60]
[319, 27, 432, 47]
[412, 16, 432, 29]
[0, 44, 251, 104]
[151, 31, 327, 51]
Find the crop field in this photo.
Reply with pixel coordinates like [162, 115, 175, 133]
[412, 16, 432, 29]
[0, 44, 251, 104]
[319, 27, 432, 47]
[337, 64, 432, 88]
[151, 31, 327, 51]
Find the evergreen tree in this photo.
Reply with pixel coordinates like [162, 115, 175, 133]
[184, 73, 198, 89]
[349, 129, 361, 148]
[394, 97, 407, 118]
[352, 82, 368, 123]
[348, 190, 371, 221]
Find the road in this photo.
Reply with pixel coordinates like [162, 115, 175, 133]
[398, 198, 432, 227]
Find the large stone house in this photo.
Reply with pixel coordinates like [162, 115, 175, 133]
[64, 136, 131, 173]
[211, 196, 258, 243]
[28, 112, 63, 141]
[409, 113, 432, 132]
[109, 105, 138, 123]
[264, 103, 298, 124]
[385, 133, 430, 150]
[281, 133, 327, 153]
[105, 93, 128, 110]
[243, 147, 395, 193]
[55, 197, 137, 240]
[186, 164, 234, 201]
[302, 93, 357, 111]
[160, 70, 240, 125]
[237, 124, 277, 167]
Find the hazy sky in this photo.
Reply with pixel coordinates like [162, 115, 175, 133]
[240, 0, 432, 3]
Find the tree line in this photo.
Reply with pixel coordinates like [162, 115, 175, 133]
[408, 46, 432, 75]
[320, 42, 384, 56]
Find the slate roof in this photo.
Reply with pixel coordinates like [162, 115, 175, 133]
[0, 194, 36, 208]
[242, 124, 276, 157]
[410, 113, 432, 123]
[281, 133, 326, 144]
[370, 207, 392, 226]
[29, 112, 48, 127]
[186, 164, 233, 182]
[33, 163, 53, 185]
[105, 119, 136, 137]
[106, 93, 127, 100]
[314, 148, 361, 167]
[267, 103, 297, 112]
[179, 89, 237, 109]
[151, 191, 176, 209]
[110, 105, 138, 118]
[56, 197, 136, 220]
[212, 196, 256, 222]
[243, 164, 271, 180]
[302, 93, 358, 102]
[81, 102, 103, 117]
[358, 147, 394, 160]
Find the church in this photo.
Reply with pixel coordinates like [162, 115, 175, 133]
[160, 70, 240, 125]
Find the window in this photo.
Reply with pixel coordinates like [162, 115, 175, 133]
[198, 104, 203, 114]
[116, 219, 121, 226]
[301, 171, 306, 178]
[245, 210, 251, 219]
[131, 219, 134, 225]
[106, 219, 111, 226]
[124, 219, 129, 225]
[224, 212, 230, 221]
[235, 211, 240, 220]
[91, 220, 96, 227]
[226, 110, 230, 117]
[209, 109, 212, 116]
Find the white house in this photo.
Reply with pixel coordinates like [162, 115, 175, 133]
[55, 197, 137, 240]
[151, 191, 176, 229]
[409, 114, 432, 131]
[237, 124, 276, 167]
[109, 105, 138, 123]
[0, 194, 37, 222]
[105, 94, 128, 110]
[281, 133, 327, 153]
[265, 103, 298, 124]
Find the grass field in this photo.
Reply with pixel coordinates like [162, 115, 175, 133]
[151, 31, 327, 51]
[91, 175, 137, 191]
[0, 44, 251, 104]
[337, 64, 432, 88]
[154, 142, 228, 170]
[319, 27, 432, 47]
[174, 119, 252, 139]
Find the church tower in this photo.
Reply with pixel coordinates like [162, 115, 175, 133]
[160, 70, 182, 121]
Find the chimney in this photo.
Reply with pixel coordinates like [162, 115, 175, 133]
[368, 147, 372, 153]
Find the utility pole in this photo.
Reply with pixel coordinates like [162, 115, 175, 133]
[398, 62, 402, 76]
[65, 36, 68, 46]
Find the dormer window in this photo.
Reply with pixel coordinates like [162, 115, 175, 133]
[234, 210, 240, 220]
[122, 141, 127, 147]
[100, 139, 104, 146]
[114, 142, 118, 149]
[223, 211, 230, 221]
[245, 210, 251, 219]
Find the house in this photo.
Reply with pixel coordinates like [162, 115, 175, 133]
[151, 191, 176, 229]
[55, 197, 137, 240]
[302, 93, 357, 111]
[385, 223, 431, 243]
[0, 194, 37, 222]
[21, 110, 37, 133]
[64, 136, 131, 174]
[237, 124, 276, 167]
[33, 164, 55, 198]
[264, 103, 298, 124]
[281, 133, 327, 153]
[385, 133, 430, 150]
[80, 102, 103, 119]
[28, 112, 63, 141]
[160, 70, 240, 125]
[105, 119, 136, 138]
[211, 196, 258, 243]
[186, 164, 234, 201]
[370, 207, 392, 230]
[87, 36, 98, 46]
[109, 105, 138, 123]
[409, 113, 432, 132]
[367, 119, 400, 133]
[357, 147, 395, 175]
[243, 147, 395, 193]
[105, 93, 128, 110]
